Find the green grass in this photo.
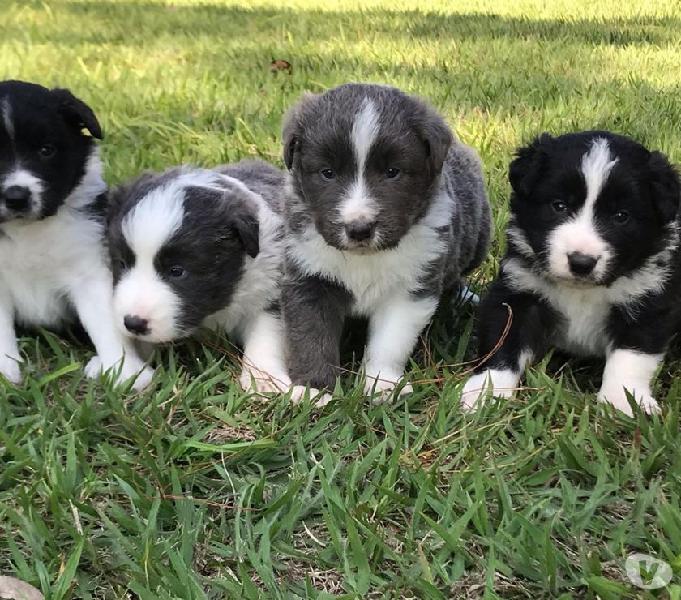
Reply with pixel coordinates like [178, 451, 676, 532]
[3, 0, 681, 597]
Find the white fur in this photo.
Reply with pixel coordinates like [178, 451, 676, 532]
[1, 169, 44, 215]
[1, 98, 14, 142]
[547, 139, 618, 281]
[460, 349, 533, 410]
[506, 222, 535, 259]
[0, 150, 152, 388]
[598, 349, 661, 416]
[338, 100, 380, 230]
[363, 294, 437, 399]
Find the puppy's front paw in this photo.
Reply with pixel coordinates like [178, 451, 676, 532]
[597, 382, 660, 417]
[85, 356, 154, 391]
[289, 385, 333, 408]
[364, 370, 412, 404]
[239, 366, 291, 394]
[460, 369, 516, 411]
[0, 354, 22, 385]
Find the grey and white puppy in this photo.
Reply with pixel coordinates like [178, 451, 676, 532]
[107, 160, 290, 393]
[282, 83, 491, 400]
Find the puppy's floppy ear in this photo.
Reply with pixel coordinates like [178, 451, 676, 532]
[228, 197, 260, 258]
[51, 87, 103, 139]
[648, 150, 680, 223]
[509, 133, 553, 197]
[282, 92, 318, 170]
[413, 103, 453, 175]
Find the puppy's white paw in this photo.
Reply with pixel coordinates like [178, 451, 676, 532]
[364, 371, 412, 404]
[289, 385, 333, 408]
[85, 356, 154, 391]
[460, 369, 517, 412]
[0, 354, 22, 385]
[597, 382, 660, 417]
[239, 366, 291, 395]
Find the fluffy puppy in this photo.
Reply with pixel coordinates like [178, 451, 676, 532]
[282, 83, 491, 400]
[107, 160, 290, 392]
[462, 131, 681, 416]
[0, 80, 151, 388]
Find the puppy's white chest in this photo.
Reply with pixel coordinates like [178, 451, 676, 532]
[551, 288, 611, 356]
[0, 213, 105, 326]
[291, 223, 445, 316]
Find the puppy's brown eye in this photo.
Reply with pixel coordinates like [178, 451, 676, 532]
[613, 210, 630, 224]
[168, 265, 186, 278]
[552, 200, 568, 213]
[320, 168, 336, 180]
[39, 144, 56, 158]
[385, 167, 400, 179]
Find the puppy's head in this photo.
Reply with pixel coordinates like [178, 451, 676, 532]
[283, 83, 452, 252]
[508, 131, 680, 286]
[108, 169, 260, 342]
[0, 80, 102, 222]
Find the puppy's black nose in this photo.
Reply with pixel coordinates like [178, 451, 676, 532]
[345, 220, 375, 242]
[568, 252, 598, 276]
[124, 315, 150, 335]
[3, 186, 31, 211]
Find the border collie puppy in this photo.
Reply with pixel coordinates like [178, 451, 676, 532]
[0, 80, 151, 388]
[462, 131, 681, 416]
[107, 160, 290, 393]
[282, 83, 491, 400]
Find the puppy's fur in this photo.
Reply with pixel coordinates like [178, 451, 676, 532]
[462, 131, 681, 416]
[282, 83, 491, 399]
[107, 160, 290, 392]
[0, 80, 151, 388]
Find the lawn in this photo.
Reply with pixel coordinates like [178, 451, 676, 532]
[2, 0, 681, 598]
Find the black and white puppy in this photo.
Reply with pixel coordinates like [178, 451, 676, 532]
[0, 80, 151, 388]
[107, 160, 290, 392]
[282, 83, 491, 400]
[462, 131, 681, 416]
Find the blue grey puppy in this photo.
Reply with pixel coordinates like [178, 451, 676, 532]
[281, 83, 491, 401]
[107, 160, 290, 393]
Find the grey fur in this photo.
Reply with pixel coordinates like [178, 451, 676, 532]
[281, 83, 492, 392]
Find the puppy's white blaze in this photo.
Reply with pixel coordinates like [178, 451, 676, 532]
[122, 184, 185, 256]
[2, 169, 44, 211]
[113, 266, 181, 342]
[339, 99, 380, 227]
[581, 138, 618, 206]
[598, 349, 661, 415]
[547, 138, 619, 281]
[1, 98, 13, 142]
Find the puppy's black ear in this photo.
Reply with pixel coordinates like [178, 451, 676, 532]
[231, 202, 260, 258]
[509, 133, 553, 197]
[648, 151, 680, 223]
[414, 104, 453, 175]
[52, 88, 103, 139]
[282, 92, 317, 170]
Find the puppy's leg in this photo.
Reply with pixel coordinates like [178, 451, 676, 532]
[598, 349, 662, 416]
[461, 280, 554, 410]
[282, 273, 350, 395]
[363, 294, 438, 401]
[0, 292, 21, 384]
[69, 275, 153, 390]
[239, 310, 291, 394]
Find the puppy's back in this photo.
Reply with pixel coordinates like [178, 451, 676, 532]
[216, 160, 285, 215]
[443, 139, 492, 282]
